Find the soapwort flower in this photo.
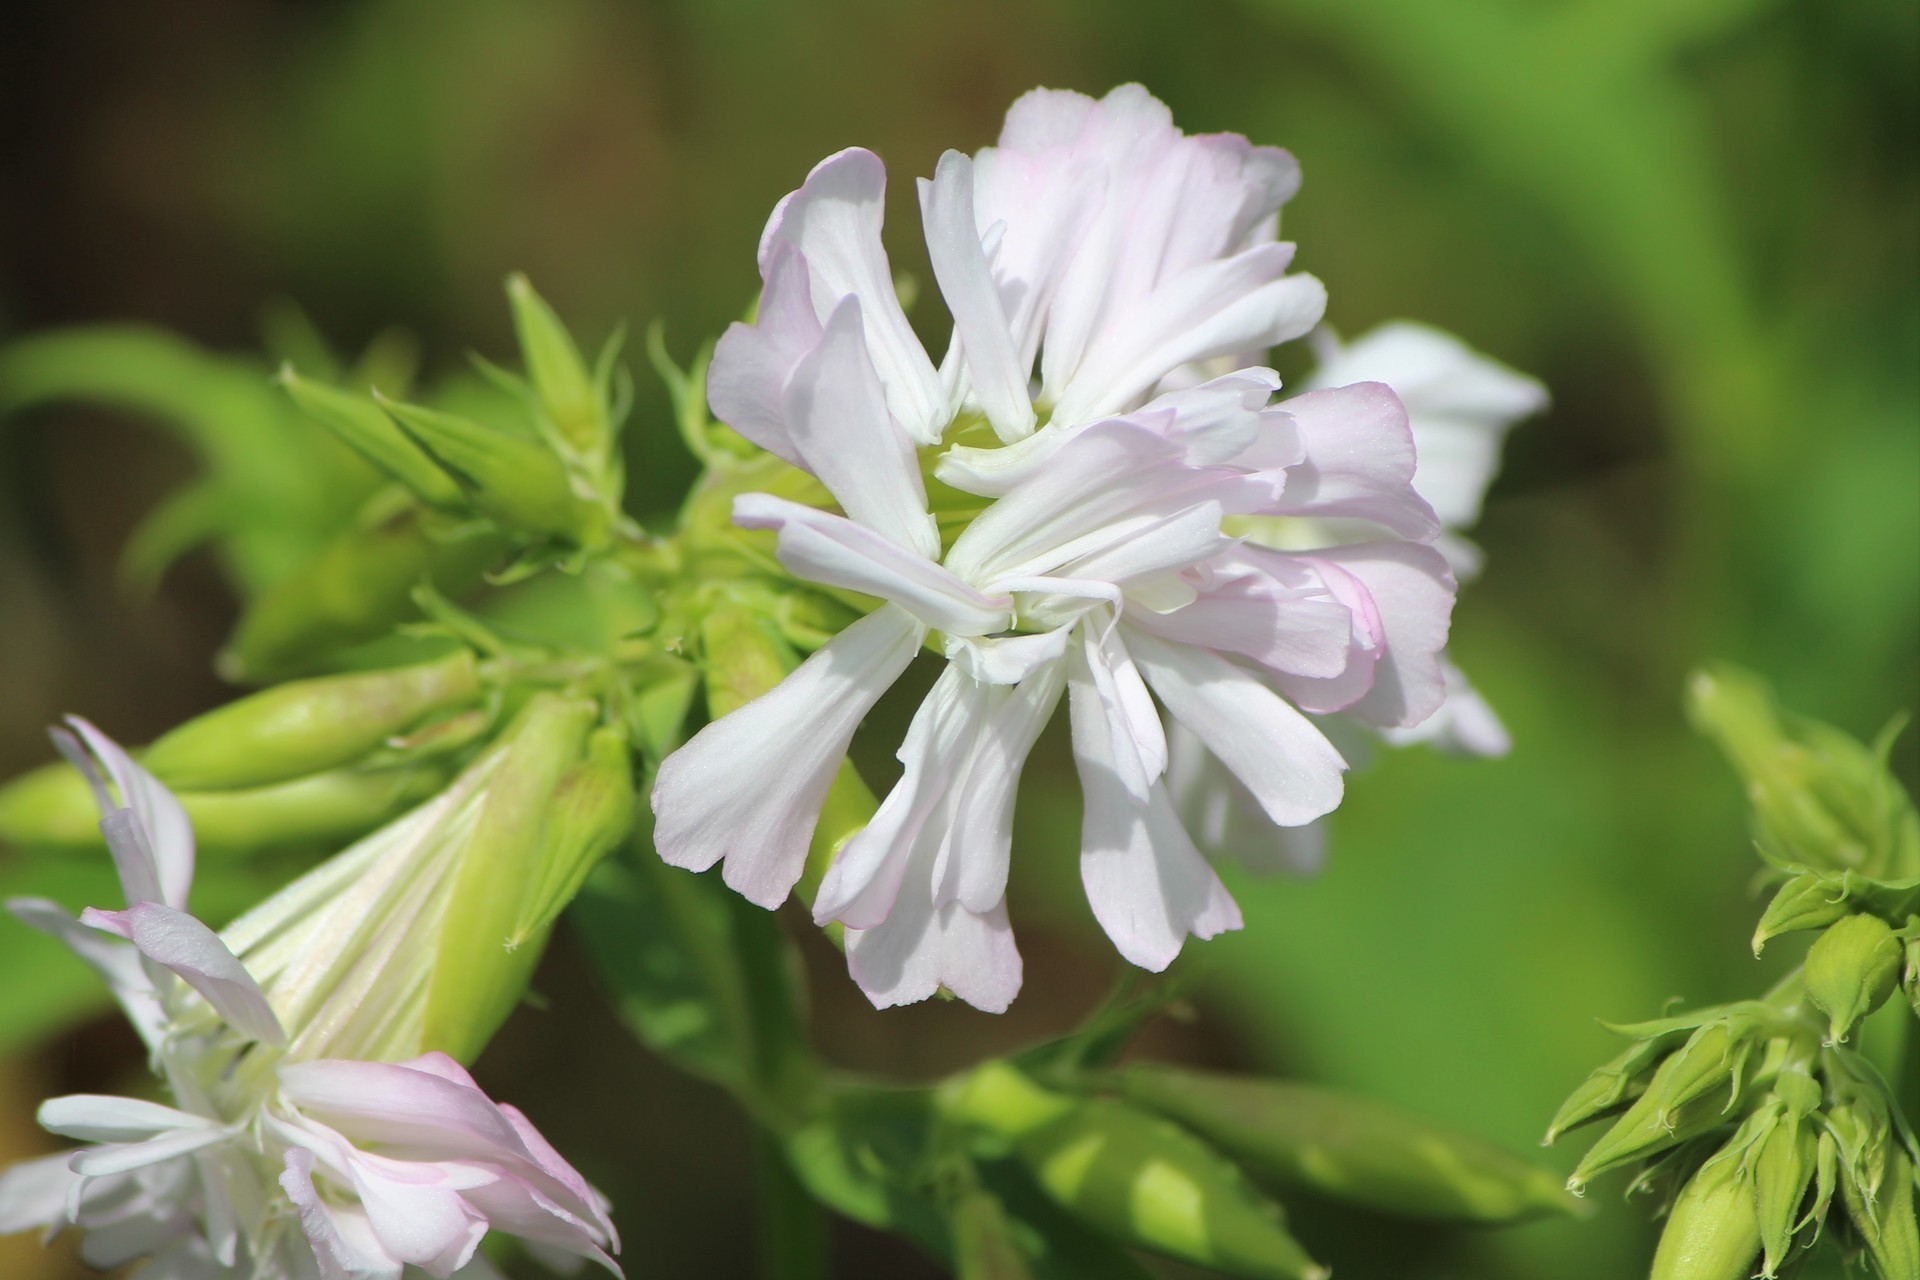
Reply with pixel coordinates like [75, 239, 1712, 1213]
[0, 719, 618, 1278]
[652, 85, 1458, 1012]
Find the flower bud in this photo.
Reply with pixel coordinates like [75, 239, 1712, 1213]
[423, 693, 599, 1061]
[1570, 1044, 1763, 1191]
[1752, 872, 1854, 954]
[1839, 1137, 1920, 1280]
[506, 274, 615, 470]
[1804, 913, 1901, 1043]
[1649, 1150, 1761, 1280]
[380, 396, 609, 547]
[509, 725, 638, 949]
[140, 650, 481, 790]
[1120, 1065, 1579, 1224]
[942, 1063, 1326, 1280]
[223, 499, 505, 681]
[1545, 1034, 1682, 1143]
[277, 365, 466, 510]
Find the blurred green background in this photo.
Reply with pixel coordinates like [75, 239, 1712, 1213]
[0, 0, 1914, 1277]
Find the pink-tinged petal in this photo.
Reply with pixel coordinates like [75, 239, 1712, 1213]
[1379, 657, 1511, 757]
[0, 1151, 79, 1233]
[281, 1148, 403, 1280]
[1126, 627, 1347, 828]
[276, 1060, 529, 1164]
[58, 718, 194, 909]
[734, 494, 1007, 636]
[1300, 542, 1455, 729]
[1049, 253, 1325, 427]
[781, 297, 940, 559]
[919, 151, 1036, 443]
[494, 1103, 616, 1248]
[7, 897, 167, 1047]
[1126, 550, 1353, 679]
[1307, 321, 1545, 529]
[455, 1173, 621, 1275]
[1069, 643, 1241, 971]
[80, 903, 284, 1046]
[1056, 501, 1231, 590]
[651, 605, 923, 908]
[1135, 370, 1283, 465]
[346, 1153, 489, 1277]
[1273, 383, 1441, 538]
[706, 244, 821, 467]
[845, 893, 1023, 1014]
[814, 668, 986, 929]
[759, 148, 945, 441]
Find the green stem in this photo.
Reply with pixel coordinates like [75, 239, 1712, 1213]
[755, 1126, 831, 1280]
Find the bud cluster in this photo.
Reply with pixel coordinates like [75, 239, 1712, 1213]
[1546, 668, 1920, 1279]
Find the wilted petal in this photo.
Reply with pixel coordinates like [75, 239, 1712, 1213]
[1126, 627, 1347, 828]
[759, 147, 945, 441]
[651, 605, 923, 908]
[79, 903, 284, 1046]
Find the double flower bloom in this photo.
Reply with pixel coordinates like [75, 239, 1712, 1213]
[652, 85, 1463, 1012]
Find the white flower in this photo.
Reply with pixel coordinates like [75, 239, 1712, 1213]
[0, 720, 618, 1279]
[653, 86, 1459, 1013]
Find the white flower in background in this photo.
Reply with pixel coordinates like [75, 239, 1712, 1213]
[0, 720, 618, 1279]
[653, 85, 1457, 1013]
[1169, 321, 1548, 873]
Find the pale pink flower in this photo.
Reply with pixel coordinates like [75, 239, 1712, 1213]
[0, 721, 618, 1279]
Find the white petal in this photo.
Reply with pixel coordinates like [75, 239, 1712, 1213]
[919, 151, 1036, 443]
[760, 148, 946, 441]
[844, 893, 1023, 1014]
[1378, 657, 1511, 757]
[1073, 623, 1165, 800]
[59, 718, 194, 909]
[706, 243, 821, 466]
[281, 1147, 404, 1280]
[7, 896, 167, 1047]
[1068, 647, 1240, 971]
[1302, 542, 1456, 729]
[1126, 628, 1347, 828]
[80, 902, 285, 1045]
[38, 1094, 218, 1144]
[942, 628, 1071, 686]
[1273, 383, 1441, 538]
[734, 493, 1006, 636]
[1167, 724, 1329, 876]
[650, 605, 923, 908]
[939, 655, 1065, 913]
[781, 296, 940, 559]
[0, 1151, 79, 1233]
[66, 1127, 233, 1178]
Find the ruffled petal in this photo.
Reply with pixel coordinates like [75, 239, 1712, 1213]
[759, 147, 945, 441]
[1290, 542, 1455, 729]
[1272, 383, 1441, 538]
[651, 605, 923, 908]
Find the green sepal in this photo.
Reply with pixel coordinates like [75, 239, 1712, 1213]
[1117, 1064, 1582, 1225]
[278, 365, 466, 510]
[508, 725, 638, 947]
[506, 273, 612, 467]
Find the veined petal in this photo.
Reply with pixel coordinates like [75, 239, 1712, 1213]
[734, 493, 1007, 635]
[1126, 627, 1347, 828]
[844, 893, 1022, 1013]
[920, 151, 1036, 442]
[56, 718, 195, 909]
[778, 297, 939, 558]
[651, 605, 923, 908]
[706, 243, 821, 466]
[1068, 643, 1240, 971]
[79, 903, 284, 1046]
[759, 147, 945, 441]
[1274, 383, 1441, 538]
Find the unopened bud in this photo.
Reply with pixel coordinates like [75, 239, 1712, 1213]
[1120, 1065, 1580, 1224]
[942, 1062, 1326, 1280]
[1743, 1094, 1818, 1276]
[423, 693, 598, 1062]
[1804, 914, 1901, 1043]
[1839, 1138, 1920, 1280]
[142, 650, 481, 790]
[380, 395, 608, 547]
[278, 365, 466, 510]
[223, 499, 505, 681]
[1650, 1150, 1761, 1280]
[1570, 1047, 1761, 1191]
[509, 726, 637, 949]
[1545, 1035, 1682, 1144]
[1752, 873, 1853, 953]
[506, 274, 613, 468]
